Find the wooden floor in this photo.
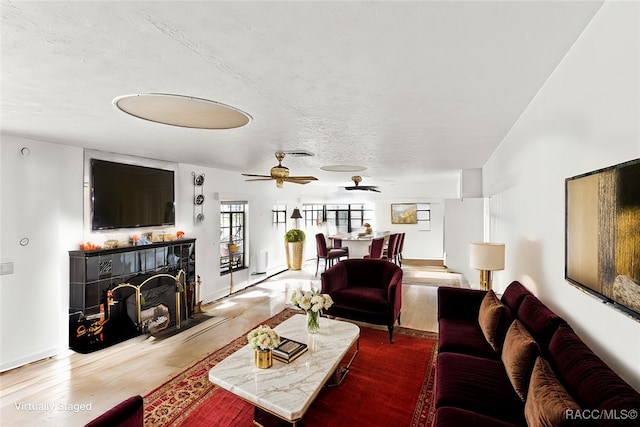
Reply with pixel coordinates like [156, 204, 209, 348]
[0, 260, 459, 426]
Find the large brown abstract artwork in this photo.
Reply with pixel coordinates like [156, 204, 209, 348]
[565, 158, 640, 321]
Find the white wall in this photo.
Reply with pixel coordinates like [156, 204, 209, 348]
[444, 198, 485, 283]
[0, 136, 84, 372]
[483, 0, 640, 390]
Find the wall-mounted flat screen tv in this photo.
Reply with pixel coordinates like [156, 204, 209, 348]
[91, 159, 175, 230]
[565, 158, 640, 321]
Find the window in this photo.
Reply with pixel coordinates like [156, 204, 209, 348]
[303, 204, 325, 227]
[272, 204, 287, 226]
[220, 201, 247, 273]
[304, 203, 374, 233]
[417, 203, 431, 230]
[272, 204, 287, 237]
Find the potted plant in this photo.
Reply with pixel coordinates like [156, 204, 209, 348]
[284, 229, 305, 270]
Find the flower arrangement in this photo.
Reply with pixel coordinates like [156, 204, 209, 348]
[290, 288, 333, 333]
[247, 325, 281, 351]
[290, 288, 333, 313]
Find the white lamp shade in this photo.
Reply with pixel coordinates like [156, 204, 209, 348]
[470, 242, 505, 271]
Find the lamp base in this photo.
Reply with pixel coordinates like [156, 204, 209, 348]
[479, 270, 493, 291]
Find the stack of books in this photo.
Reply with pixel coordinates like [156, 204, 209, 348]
[272, 337, 308, 363]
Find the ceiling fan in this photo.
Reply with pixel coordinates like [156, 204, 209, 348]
[242, 152, 318, 188]
[344, 176, 380, 193]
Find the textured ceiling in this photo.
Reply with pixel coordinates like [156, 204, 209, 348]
[1, 1, 603, 189]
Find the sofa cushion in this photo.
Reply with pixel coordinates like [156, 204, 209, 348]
[502, 320, 540, 401]
[516, 295, 565, 350]
[434, 406, 525, 427]
[438, 318, 500, 359]
[435, 353, 525, 425]
[478, 290, 509, 351]
[501, 281, 531, 314]
[547, 324, 640, 422]
[438, 287, 487, 322]
[525, 357, 580, 427]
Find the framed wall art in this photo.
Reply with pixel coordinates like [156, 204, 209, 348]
[391, 203, 417, 224]
[565, 157, 640, 321]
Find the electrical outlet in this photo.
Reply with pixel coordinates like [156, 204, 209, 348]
[0, 262, 14, 275]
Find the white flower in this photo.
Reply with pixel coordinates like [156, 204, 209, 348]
[247, 325, 280, 350]
[290, 288, 333, 313]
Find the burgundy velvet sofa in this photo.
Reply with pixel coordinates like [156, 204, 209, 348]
[435, 281, 640, 427]
[320, 259, 402, 343]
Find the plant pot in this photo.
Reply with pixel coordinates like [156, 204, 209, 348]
[285, 241, 304, 271]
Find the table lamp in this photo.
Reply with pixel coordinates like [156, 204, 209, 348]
[470, 242, 505, 291]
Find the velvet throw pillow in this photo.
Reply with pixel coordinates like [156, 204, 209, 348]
[525, 357, 581, 427]
[478, 290, 506, 351]
[502, 320, 540, 401]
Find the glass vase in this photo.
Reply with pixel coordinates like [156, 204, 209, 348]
[306, 310, 320, 334]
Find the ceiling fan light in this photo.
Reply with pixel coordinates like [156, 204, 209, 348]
[276, 179, 284, 188]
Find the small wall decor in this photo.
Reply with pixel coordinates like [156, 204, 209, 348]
[391, 203, 417, 224]
[192, 172, 205, 223]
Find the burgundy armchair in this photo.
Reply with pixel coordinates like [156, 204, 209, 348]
[321, 259, 403, 343]
[85, 395, 143, 427]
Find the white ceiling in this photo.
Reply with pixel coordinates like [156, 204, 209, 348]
[1, 1, 603, 189]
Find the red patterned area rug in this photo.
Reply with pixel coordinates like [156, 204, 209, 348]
[144, 309, 438, 426]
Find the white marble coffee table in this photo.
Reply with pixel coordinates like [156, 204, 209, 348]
[208, 313, 360, 426]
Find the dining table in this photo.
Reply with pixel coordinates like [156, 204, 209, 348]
[329, 231, 390, 258]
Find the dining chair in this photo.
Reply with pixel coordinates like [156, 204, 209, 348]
[384, 233, 399, 264]
[395, 233, 405, 266]
[364, 237, 385, 259]
[315, 233, 349, 276]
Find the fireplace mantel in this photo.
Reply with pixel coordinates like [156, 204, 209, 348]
[69, 238, 196, 352]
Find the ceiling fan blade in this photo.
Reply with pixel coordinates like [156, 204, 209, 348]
[242, 173, 272, 178]
[345, 186, 381, 193]
[288, 175, 318, 181]
[244, 178, 274, 182]
[286, 180, 312, 185]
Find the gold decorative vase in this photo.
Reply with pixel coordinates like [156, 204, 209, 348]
[285, 241, 304, 271]
[254, 350, 273, 369]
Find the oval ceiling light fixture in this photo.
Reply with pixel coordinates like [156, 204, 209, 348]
[113, 93, 252, 129]
[320, 165, 368, 172]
